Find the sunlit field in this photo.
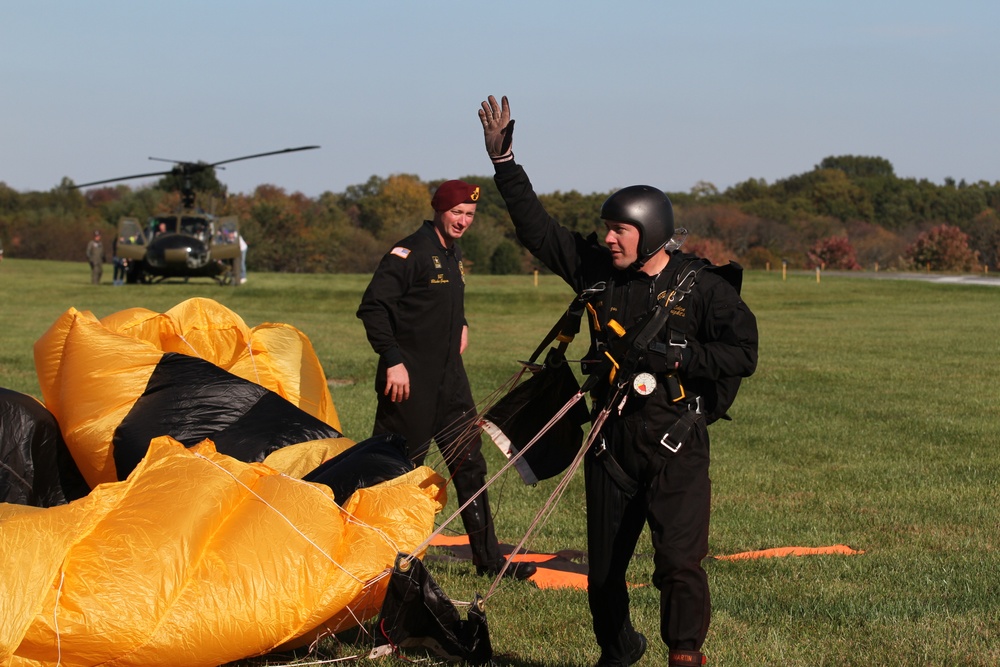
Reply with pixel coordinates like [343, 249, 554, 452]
[1, 258, 998, 666]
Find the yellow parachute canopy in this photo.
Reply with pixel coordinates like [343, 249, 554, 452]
[0, 437, 445, 666]
[32, 298, 342, 488]
[1, 299, 448, 665]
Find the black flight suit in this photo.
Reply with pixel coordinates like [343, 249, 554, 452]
[492, 160, 758, 660]
[357, 221, 502, 570]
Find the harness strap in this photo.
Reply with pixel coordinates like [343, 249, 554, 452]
[525, 281, 606, 366]
[592, 436, 638, 497]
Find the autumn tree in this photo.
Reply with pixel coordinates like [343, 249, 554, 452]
[961, 209, 1000, 269]
[905, 224, 979, 271]
[845, 220, 905, 269]
[807, 236, 861, 270]
[684, 237, 737, 265]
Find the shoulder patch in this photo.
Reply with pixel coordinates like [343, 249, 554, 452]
[390, 246, 411, 259]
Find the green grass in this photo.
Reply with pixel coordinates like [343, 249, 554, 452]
[2, 259, 999, 666]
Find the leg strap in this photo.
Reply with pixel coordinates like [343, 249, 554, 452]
[669, 649, 706, 666]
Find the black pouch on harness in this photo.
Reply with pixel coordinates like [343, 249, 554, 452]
[481, 349, 590, 485]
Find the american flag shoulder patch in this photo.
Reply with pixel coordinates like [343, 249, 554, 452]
[390, 246, 411, 259]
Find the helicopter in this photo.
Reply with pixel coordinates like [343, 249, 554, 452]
[74, 146, 319, 285]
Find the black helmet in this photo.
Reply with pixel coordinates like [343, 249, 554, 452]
[600, 185, 674, 266]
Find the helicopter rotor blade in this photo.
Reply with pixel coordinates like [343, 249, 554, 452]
[73, 170, 175, 189]
[208, 145, 320, 168]
[71, 146, 319, 189]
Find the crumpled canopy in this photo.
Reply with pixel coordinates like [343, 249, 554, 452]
[0, 388, 87, 507]
[97, 298, 339, 430]
[0, 437, 445, 666]
[0, 298, 451, 665]
[32, 298, 343, 489]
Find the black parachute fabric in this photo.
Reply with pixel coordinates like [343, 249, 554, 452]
[481, 351, 590, 485]
[371, 553, 492, 665]
[0, 387, 88, 506]
[114, 352, 342, 480]
[303, 433, 414, 505]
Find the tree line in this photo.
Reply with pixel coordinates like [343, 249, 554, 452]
[1, 155, 997, 274]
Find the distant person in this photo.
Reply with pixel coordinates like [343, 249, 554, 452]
[238, 233, 248, 284]
[112, 236, 127, 286]
[86, 230, 105, 285]
[357, 179, 536, 581]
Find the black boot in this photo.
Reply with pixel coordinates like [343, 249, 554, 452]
[476, 557, 537, 580]
[460, 492, 501, 565]
[595, 631, 646, 666]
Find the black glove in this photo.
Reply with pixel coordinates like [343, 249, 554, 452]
[479, 95, 515, 163]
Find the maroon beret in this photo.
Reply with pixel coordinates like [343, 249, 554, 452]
[431, 180, 481, 212]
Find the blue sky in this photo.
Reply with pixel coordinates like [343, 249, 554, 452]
[2, 1, 997, 198]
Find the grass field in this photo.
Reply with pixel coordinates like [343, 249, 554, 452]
[1, 259, 998, 666]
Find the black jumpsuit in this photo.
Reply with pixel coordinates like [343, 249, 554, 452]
[357, 221, 502, 570]
[493, 161, 758, 658]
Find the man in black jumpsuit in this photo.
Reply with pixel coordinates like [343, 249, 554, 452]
[357, 179, 535, 581]
[480, 96, 758, 666]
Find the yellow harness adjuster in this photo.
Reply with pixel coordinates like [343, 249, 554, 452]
[604, 350, 620, 383]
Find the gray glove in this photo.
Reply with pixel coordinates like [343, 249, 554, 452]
[479, 95, 515, 163]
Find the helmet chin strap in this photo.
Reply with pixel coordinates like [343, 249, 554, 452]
[630, 243, 669, 273]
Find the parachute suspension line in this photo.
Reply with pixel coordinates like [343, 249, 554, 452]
[485, 401, 610, 598]
[194, 453, 394, 584]
[244, 338, 262, 384]
[412, 369, 525, 497]
[54, 569, 66, 667]
[406, 388, 590, 566]
[252, 655, 360, 666]
[175, 333, 200, 357]
[412, 369, 527, 538]
[423, 369, 524, 470]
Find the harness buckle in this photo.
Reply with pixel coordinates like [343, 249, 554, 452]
[660, 432, 683, 453]
[593, 435, 607, 458]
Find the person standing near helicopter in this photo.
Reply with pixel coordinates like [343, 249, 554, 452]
[86, 230, 105, 285]
[479, 95, 758, 666]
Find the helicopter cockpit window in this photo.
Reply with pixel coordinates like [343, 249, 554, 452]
[117, 218, 145, 245]
[215, 218, 239, 246]
[181, 217, 210, 242]
[151, 217, 176, 236]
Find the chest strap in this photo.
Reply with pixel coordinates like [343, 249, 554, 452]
[597, 260, 704, 387]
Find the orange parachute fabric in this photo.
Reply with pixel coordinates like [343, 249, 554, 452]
[0, 437, 445, 666]
[714, 544, 865, 561]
